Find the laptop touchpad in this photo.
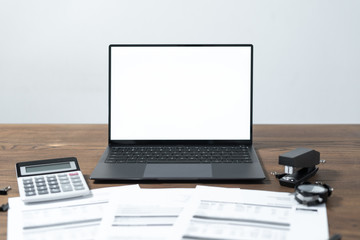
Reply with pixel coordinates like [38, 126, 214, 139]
[144, 164, 212, 178]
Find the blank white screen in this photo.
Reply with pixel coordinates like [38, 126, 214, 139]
[110, 46, 251, 140]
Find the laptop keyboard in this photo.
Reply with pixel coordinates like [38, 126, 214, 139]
[105, 146, 252, 164]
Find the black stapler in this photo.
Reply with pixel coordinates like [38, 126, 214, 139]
[274, 148, 324, 188]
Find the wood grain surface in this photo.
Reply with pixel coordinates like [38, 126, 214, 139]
[0, 124, 359, 239]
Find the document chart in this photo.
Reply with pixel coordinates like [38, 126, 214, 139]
[96, 188, 194, 240]
[172, 187, 329, 240]
[182, 200, 291, 240]
[20, 202, 104, 240]
[7, 185, 140, 240]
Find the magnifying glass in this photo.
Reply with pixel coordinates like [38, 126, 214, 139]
[295, 182, 333, 206]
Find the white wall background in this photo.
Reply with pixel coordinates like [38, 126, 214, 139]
[1, 0, 359, 124]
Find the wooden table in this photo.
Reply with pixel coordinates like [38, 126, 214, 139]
[0, 124, 359, 239]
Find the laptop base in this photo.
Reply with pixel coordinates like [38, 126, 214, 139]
[90, 146, 266, 181]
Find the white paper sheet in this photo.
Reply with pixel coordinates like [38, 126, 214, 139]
[7, 185, 140, 240]
[170, 186, 329, 240]
[95, 188, 196, 240]
[8, 185, 329, 240]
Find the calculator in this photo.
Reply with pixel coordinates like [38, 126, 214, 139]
[16, 157, 90, 203]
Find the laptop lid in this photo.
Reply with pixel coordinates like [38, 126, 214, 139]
[109, 44, 253, 146]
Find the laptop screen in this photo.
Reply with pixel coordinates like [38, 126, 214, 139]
[110, 45, 252, 141]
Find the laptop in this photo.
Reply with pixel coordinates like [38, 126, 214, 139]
[90, 44, 266, 181]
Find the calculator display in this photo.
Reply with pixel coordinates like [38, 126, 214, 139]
[25, 162, 72, 173]
[18, 159, 78, 176]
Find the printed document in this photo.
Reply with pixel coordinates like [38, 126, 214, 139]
[7, 185, 139, 240]
[95, 188, 196, 240]
[170, 186, 329, 240]
[7, 185, 329, 240]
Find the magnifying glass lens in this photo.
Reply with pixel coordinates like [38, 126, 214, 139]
[298, 184, 325, 194]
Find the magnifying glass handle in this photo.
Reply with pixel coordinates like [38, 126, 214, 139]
[329, 234, 342, 240]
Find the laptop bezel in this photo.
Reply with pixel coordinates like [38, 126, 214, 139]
[108, 44, 254, 146]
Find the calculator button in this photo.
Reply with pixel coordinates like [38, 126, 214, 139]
[69, 172, 79, 176]
[35, 176, 45, 180]
[24, 183, 35, 188]
[37, 186, 48, 191]
[72, 182, 83, 187]
[50, 188, 61, 193]
[60, 179, 70, 184]
[36, 182, 46, 187]
[25, 191, 36, 196]
[35, 178, 45, 183]
[58, 174, 67, 178]
[47, 177, 57, 182]
[50, 185, 60, 190]
[49, 185, 59, 190]
[74, 186, 85, 191]
[23, 179, 34, 184]
[71, 178, 82, 183]
[46, 175, 56, 179]
[48, 180, 58, 186]
[38, 190, 49, 195]
[24, 187, 35, 192]
[61, 185, 73, 192]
